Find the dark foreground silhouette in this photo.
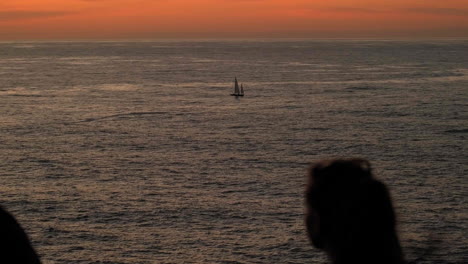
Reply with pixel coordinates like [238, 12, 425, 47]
[0, 207, 41, 264]
[305, 159, 405, 264]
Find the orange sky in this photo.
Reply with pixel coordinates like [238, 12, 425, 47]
[0, 0, 467, 40]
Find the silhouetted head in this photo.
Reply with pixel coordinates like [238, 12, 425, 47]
[0, 207, 41, 264]
[305, 159, 404, 264]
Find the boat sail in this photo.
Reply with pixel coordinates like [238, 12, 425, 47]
[230, 77, 244, 96]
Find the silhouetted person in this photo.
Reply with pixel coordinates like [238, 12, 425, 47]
[305, 159, 405, 264]
[0, 206, 41, 263]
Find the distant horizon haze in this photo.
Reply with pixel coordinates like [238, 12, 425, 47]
[0, 0, 467, 40]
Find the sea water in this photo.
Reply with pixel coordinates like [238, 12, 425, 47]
[0, 40, 466, 263]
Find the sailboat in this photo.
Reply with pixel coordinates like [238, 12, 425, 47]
[230, 77, 244, 96]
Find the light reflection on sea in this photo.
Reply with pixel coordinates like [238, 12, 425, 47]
[0, 40, 466, 264]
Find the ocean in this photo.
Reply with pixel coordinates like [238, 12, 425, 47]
[0, 40, 466, 264]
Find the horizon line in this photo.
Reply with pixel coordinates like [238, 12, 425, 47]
[1, 36, 468, 43]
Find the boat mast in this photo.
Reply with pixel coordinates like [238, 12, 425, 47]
[234, 77, 240, 94]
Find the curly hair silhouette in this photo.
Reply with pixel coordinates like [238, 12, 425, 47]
[305, 159, 405, 264]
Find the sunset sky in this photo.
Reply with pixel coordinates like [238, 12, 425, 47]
[1, 0, 467, 40]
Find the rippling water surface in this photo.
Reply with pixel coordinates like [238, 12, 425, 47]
[0, 40, 467, 263]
